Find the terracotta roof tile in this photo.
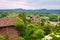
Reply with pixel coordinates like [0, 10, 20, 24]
[0, 17, 18, 27]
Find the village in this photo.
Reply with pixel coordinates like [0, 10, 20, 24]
[0, 13, 60, 40]
[0, 0, 60, 40]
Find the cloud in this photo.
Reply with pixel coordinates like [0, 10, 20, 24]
[0, 0, 31, 9]
[0, 0, 60, 9]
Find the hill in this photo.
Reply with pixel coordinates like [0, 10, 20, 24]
[0, 8, 60, 14]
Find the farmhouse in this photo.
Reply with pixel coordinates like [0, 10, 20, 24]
[0, 17, 19, 39]
[30, 16, 40, 23]
[50, 22, 58, 26]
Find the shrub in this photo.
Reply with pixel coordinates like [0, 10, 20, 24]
[42, 23, 53, 35]
[50, 33, 60, 40]
[24, 22, 42, 40]
[14, 17, 25, 36]
[16, 37, 25, 40]
[32, 29, 45, 40]
[0, 35, 4, 40]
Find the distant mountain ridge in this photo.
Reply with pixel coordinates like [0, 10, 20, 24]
[0, 8, 60, 14]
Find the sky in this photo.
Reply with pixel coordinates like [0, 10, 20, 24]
[0, 0, 60, 9]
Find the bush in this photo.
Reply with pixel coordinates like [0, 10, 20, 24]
[50, 33, 60, 40]
[17, 37, 25, 40]
[32, 29, 45, 40]
[14, 17, 25, 36]
[24, 22, 43, 40]
[42, 23, 53, 35]
[0, 35, 4, 40]
[56, 22, 60, 33]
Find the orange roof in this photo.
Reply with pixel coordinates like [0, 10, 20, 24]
[0, 17, 18, 27]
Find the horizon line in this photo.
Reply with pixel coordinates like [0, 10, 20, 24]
[0, 8, 60, 10]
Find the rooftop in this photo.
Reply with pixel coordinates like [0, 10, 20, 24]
[0, 17, 18, 27]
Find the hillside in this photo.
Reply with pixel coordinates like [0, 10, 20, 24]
[0, 8, 60, 14]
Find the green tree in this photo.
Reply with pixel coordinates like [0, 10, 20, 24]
[24, 22, 45, 40]
[49, 15, 58, 22]
[58, 16, 60, 22]
[32, 29, 45, 40]
[42, 23, 53, 35]
[14, 17, 25, 37]
[19, 12, 26, 22]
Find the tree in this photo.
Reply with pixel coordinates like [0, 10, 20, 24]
[32, 29, 45, 40]
[58, 16, 60, 22]
[14, 17, 25, 37]
[24, 22, 45, 40]
[49, 15, 58, 22]
[42, 23, 53, 35]
[19, 12, 26, 22]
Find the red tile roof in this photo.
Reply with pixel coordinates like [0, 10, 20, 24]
[0, 17, 18, 27]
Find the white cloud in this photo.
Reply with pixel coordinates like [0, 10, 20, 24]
[0, 0, 60, 9]
[0, 0, 32, 9]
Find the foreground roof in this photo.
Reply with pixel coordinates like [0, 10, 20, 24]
[0, 17, 18, 27]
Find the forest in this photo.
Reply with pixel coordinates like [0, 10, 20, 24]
[0, 9, 60, 40]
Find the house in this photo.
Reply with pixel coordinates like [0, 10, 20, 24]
[30, 16, 40, 23]
[50, 22, 58, 26]
[0, 17, 19, 39]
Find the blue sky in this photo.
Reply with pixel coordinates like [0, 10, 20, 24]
[0, 0, 60, 9]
